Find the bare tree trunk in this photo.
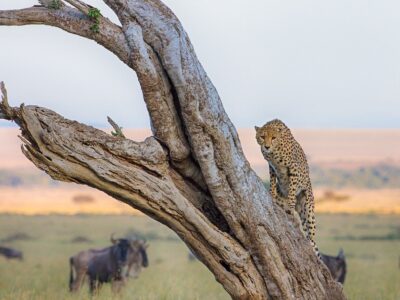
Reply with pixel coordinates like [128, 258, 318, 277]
[0, 1, 345, 299]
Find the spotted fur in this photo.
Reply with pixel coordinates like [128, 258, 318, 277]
[255, 119, 320, 257]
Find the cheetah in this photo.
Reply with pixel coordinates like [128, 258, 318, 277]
[255, 119, 320, 257]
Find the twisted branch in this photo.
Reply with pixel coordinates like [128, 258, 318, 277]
[0, 81, 15, 120]
[0, 1, 346, 299]
[0, 89, 265, 297]
[0, 6, 130, 66]
[107, 116, 126, 138]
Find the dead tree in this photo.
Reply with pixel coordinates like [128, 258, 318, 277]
[0, 1, 345, 299]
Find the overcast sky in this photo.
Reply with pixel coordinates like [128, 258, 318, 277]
[0, 0, 399, 129]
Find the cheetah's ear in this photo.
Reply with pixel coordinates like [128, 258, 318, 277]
[254, 126, 260, 132]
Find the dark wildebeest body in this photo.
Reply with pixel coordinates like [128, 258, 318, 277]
[69, 247, 108, 291]
[321, 249, 347, 284]
[69, 238, 149, 292]
[0, 246, 23, 260]
[87, 238, 131, 293]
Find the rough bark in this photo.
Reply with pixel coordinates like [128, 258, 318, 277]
[0, 1, 346, 299]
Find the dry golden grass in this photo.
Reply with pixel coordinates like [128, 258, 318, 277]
[0, 185, 400, 215]
[315, 188, 400, 214]
[1, 128, 400, 215]
[0, 214, 399, 300]
[1, 186, 399, 215]
[0, 187, 139, 215]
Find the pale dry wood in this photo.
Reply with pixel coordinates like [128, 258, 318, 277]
[0, 6, 130, 66]
[0, 1, 346, 299]
[1, 102, 264, 298]
[0, 82, 13, 120]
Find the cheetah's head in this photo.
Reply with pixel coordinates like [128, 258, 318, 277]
[255, 119, 289, 155]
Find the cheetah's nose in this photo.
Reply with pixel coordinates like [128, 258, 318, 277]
[265, 146, 270, 150]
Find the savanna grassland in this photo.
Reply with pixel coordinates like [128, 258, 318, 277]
[0, 214, 399, 300]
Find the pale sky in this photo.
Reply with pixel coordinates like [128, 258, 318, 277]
[0, 0, 399, 129]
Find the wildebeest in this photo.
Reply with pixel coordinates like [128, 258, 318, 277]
[125, 239, 149, 278]
[87, 236, 131, 293]
[69, 235, 149, 293]
[70, 247, 107, 292]
[0, 246, 23, 260]
[321, 249, 347, 284]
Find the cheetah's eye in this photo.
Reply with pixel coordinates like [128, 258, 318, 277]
[271, 137, 276, 141]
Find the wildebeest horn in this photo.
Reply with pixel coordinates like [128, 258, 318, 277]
[338, 248, 345, 258]
[110, 233, 117, 244]
[141, 239, 149, 248]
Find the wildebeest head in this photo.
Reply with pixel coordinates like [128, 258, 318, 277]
[138, 240, 149, 268]
[321, 249, 347, 284]
[110, 234, 131, 273]
[130, 239, 149, 268]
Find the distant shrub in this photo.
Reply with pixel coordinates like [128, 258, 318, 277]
[70, 236, 93, 243]
[72, 194, 95, 204]
[1, 232, 33, 243]
[317, 190, 351, 203]
[310, 163, 400, 189]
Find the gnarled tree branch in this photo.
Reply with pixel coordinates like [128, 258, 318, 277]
[0, 98, 265, 298]
[0, 6, 130, 65]
[0, 1, 346, 299]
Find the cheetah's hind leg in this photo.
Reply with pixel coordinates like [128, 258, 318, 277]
[296, 191, 309, 238]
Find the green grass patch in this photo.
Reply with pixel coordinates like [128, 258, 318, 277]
[0, 214, 398, 299]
